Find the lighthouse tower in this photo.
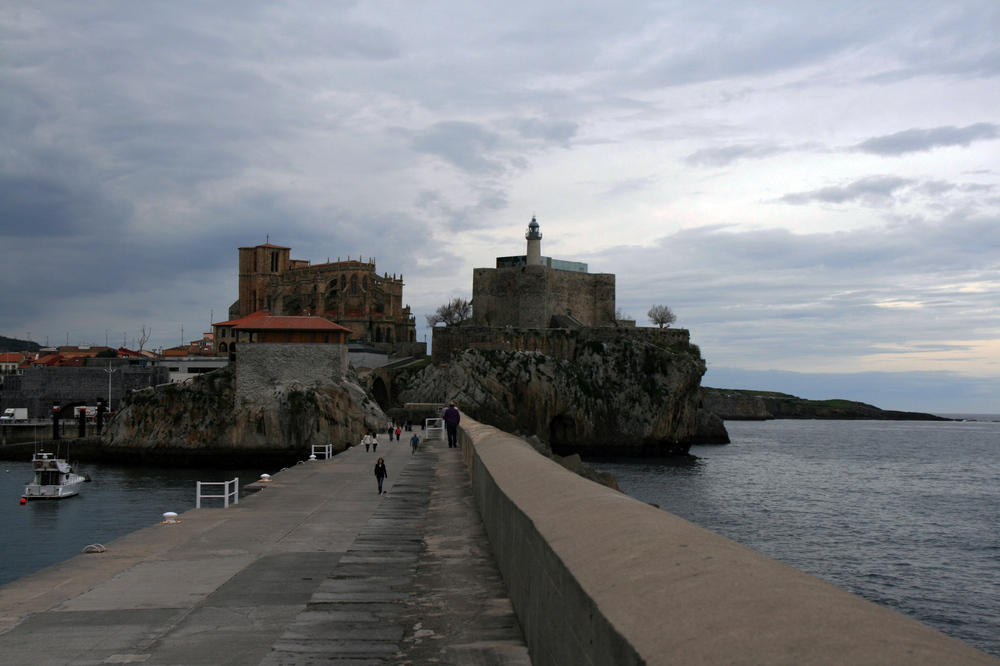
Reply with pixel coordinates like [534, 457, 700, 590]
[525, 215, 542, 266]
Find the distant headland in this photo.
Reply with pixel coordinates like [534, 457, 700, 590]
[702, 387, 951, 422]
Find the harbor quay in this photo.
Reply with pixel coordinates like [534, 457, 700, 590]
[3, 416, 999, 665]
[0, 433, 529, 665]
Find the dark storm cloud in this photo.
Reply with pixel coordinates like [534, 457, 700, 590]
[0, 176, 131, 237]
[855, 123, 999, 155]
[780, 176, 916, 206]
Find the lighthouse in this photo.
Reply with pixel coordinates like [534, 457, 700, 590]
[525, 215, 542, 266]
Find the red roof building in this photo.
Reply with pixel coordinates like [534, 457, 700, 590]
[212, 312, 351, 357]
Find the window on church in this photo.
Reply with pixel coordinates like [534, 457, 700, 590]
[350, 275, 358, 295]
[362, 276, 368, 291]
[271, 252, 279, 272]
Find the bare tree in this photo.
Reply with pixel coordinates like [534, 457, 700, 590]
[137, 323, 152, 351]
[647, 305, 677, 328]
[425, 298, 472, 327]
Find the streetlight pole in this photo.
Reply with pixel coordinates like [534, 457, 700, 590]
[105, 366, 117, 411]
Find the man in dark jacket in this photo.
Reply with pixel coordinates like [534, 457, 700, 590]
[442, 401, 461, 448]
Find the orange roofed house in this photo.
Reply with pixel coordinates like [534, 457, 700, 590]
[213, 313, 352, 358]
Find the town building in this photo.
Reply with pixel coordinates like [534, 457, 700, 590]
[213, 312, 352, 358]
[230, 243, 421, 355]
[471, 217, 617, 328]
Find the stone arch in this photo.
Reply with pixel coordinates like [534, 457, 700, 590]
[219, 342, 228, 352]
[370, 376, 389, 410]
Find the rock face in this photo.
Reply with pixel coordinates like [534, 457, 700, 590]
[103, 365, 387, 465]
[396, 336, 723, 456]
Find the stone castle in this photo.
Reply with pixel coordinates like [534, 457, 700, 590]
[231, 243, 420, 353]
[471, 217, 617, 328]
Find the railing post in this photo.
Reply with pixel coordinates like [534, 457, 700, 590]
[196, 481, 202, 509]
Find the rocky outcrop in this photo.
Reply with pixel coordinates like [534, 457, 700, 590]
[701, 390, 770, 420]
[396, 336, 725, 456]
[103, 365, 387, 465]
[702, 388, 950, 421]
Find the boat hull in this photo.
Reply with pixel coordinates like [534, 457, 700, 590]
[23, 477, 85, 499]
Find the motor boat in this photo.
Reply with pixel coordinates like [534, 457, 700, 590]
[22, 452, 87, 499]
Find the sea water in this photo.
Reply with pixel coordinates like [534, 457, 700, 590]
[0, 461, 264, 588]
[589, 418, 1000, 657]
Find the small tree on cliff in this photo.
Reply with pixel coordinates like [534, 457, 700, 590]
[647, 304, 677, 328]
[425, 298, 472, 327]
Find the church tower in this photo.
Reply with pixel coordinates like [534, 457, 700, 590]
[525, 215, 542, 266]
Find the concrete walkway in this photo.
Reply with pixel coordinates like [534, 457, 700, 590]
[0, 434, 530, 665]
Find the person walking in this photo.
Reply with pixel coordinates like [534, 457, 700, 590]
[374, 458, 387, 495]
[442, 401, 461, 448]
[372, 431, 378, 453]
[395, 425, 402, 441]
[387, 421, 394, 441]
[410, 432, 420, 455]
[363, 431, 375, 452]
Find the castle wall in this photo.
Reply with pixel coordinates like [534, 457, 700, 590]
[472, 266, 616, 328]
[235, 343, 349, 404]
[430, 325, 690, 364]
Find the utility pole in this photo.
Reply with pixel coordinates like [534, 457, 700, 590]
[105, 367, 117, 411]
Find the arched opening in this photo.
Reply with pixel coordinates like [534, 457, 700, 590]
[371, 377, 390, 410]
[350, 275, 358, 295]
[549, 414, 579, 455]
[385, 328, 393, 343]
[220, 342, 228, 352]
[375, 328, 382, 343]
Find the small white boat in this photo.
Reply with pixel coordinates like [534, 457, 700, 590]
[22, 452, 87, 500]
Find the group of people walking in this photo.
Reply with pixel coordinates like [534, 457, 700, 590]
[364, 402, 463, 495]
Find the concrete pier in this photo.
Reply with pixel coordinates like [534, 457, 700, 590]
[2, 417, 999, 665]
[0, 435, 529, 665]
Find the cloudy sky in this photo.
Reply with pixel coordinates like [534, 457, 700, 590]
[2, 1, 997, 412]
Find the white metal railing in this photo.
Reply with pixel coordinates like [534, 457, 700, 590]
[425, 417, 444, 440]
[311, 444, 333, 459]
[196, 477, 239, 508]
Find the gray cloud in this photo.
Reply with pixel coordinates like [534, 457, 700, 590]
[855, 123, 999, 155]
[684, 143, 785, 167]
[407, 121, 509, 176]
[512, 118, 579, 145]
[780, 176, 915, 206]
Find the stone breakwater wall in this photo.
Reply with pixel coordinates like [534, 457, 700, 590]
[431, 325, 690, 365]
[458, 415, 999, 665]
[1, 365, 169, 416]
[236, 343, 348, 404]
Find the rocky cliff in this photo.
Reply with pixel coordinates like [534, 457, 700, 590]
[395, 336, 726, 456]
[103, 365, 387, 465]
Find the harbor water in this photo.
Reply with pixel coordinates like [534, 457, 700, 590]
[0, 460, 264, 588]
[589, 417, 1000, 657]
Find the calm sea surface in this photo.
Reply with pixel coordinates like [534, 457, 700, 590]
[589, 417, 1000, 657]
[0, 459, 263, 588]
